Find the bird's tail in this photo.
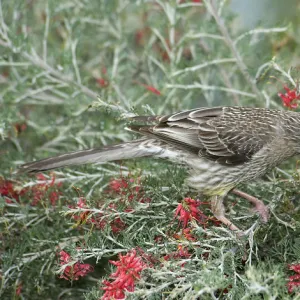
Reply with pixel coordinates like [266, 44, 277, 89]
[18, 138, 163, 173]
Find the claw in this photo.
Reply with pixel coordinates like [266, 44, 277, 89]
[232, 189, 269, 222]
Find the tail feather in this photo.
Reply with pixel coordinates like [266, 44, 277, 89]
[18, 139, 162, 173]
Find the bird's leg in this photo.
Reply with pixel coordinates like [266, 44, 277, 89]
[210, 195, 240, 232]
[231, 189, 269, 223]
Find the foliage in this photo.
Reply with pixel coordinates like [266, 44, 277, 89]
[1, 0, 300, 299]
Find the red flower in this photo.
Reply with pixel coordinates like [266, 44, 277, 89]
[135, 247, 158, 267]
[278, 86, 300, 109]
[70, 197, 102, 228]
[96, 77, 109, 87]
[77, 197, 87, 208]
[0, 179, 24, 203]
[14, 122, 27, 135]
[135, 27, 151, 47]
[109, 178, 129, 193]
[163, 245, 191, 264]
[70, 197, 92, 225]
[70, 198, 127, 233]
[110, 217, 127, 234]
[101, 249, 147, 300]
[96, 65, 109, 87]
[183, 228, 196, 241]
[288, 264, 300, 293]
[70, 176, 151, 234]
[133, 81, 161, 96]
[15, 283, 22, 296]
[58, 250, 93, 281]
[108, 176, 151, 204]
[1, 174, 62, 206]
[141, 84, 161, 96]
[30, 173, 62, 206]
[172, 227, 196, 241]
[174, 198, 208, 228]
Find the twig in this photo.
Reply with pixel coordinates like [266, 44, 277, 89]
[204, 0, 262, 99]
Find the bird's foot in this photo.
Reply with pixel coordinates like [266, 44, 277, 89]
[232, 189, 269, 223]
[210, 194, 242, 234]
[215, 215, 240, 232]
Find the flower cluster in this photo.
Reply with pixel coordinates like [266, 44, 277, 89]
[29, 173, 62, 206]
[0, 178, 25, 203]
[163, 245, 191, 262]
[287, 264, 300, 293]
[69, 176, 150, 234]
[70, 198, 126, 233]
[278, 86, 300, 109]
[0, 174, 62, 206]
[101, 249, 147, 300]
[174, 197, 208, 228]
[107, 175, 151, 206]
[96, 66, 109, 88]
[58, 250, 94, 281]
[172, 227, 197, 242]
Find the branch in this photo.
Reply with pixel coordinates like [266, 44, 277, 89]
[204, 0, 262, 99]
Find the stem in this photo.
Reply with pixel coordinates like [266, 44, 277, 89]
[205, 0, 262, 100]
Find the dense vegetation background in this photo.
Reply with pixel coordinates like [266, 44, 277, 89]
[1, 0, 300, 299]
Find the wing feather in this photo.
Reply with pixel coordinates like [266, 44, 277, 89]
[129, 106, 290, 166]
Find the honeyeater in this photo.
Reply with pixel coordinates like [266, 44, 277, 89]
[19, 106, 299, 232]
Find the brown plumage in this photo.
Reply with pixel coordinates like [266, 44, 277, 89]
[19, 106, 300, 232]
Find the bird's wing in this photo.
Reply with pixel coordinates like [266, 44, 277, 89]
[190, 107, 279, 165]
[129, 107, 281, 166]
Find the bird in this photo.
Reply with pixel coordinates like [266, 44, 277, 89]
[19, 106, 300, 232]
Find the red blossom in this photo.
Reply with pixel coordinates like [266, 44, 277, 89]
[109, 178, 129, 193]
[58, 250, 93, 281]
[135, 27, 151, 47]
[172, 227, 196, 241]
[14, 122, 27, 135]
[77, 197, 87, 208]
[278, 86, 300, 109]
[70, 176, 150, 234]
[163, 245, 191, 262]
[70, 198, 127, 233]
[141, 84, 161, 96]
[96, 65, 109, 87]
[0, 179, 23, 203]
[154, 235, 164, 243]
[1, 174, 62, 206]
[70, 198, 103, 228]
[96, 77, 109, 87]
[70, 197, 92, 225]
[30, 173, 62, 206]
[110, 217, 127, 234]
[174, 198, 208, 228]
[135, 247, 158, 267]
[108, 176, 151, 205]
[101, 250, 147, 300]
[133, 81, 161, 96]
[288, 264, 300, 293]
[183, 228, 196, 241]
[15, 283, 22, 296]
